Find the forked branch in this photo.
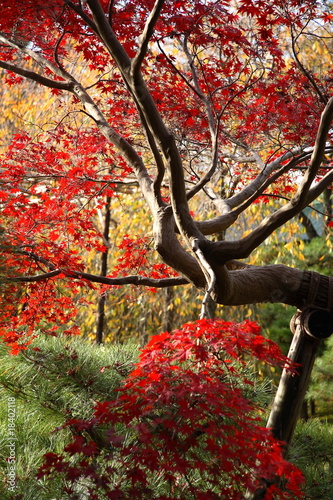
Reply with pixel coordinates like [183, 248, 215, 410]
[204, 97, 333, 261]
[131, 0, 166, 76]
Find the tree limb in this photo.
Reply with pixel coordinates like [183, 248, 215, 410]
[3, 270, 61, 282]
[0, 59, 71, 90]
[3, 269, 189, 287]
[182, 37, 221, 200]
[204, 98, 333, 261]
[226, 146, 309, 210]
[192, 238, 216, 319]
[131, 0, 166, 76]
[0, 32, 70, 80]
[186, 122, 220, 200]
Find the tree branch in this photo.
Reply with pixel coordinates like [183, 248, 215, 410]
[213, 264, 304, 308]
[186, 121, 220, 200]
[192, 147, 331, 237]
[295, 97, 333, 203]
[3, 269, 189, 288]
[226, 146, 308, 210]
[131, 0, 166, 76]
[0, 59, 71, 90]
[182, 37, 221, 200]
[291, 24, 328, 105]
[3, 270, 61, 282]
[0, 32, 74, 82]
[204, 98, 333, 261]
[192, 238, 216, 319]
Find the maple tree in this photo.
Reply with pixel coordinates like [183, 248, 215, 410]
[0, 0, 332, 345]
[0, 0, 333, 496]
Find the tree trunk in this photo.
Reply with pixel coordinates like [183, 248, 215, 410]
[96, 196, 111, 344]
[298, 211, 319, 240]
[245, 308, 333, 500]
[161, 287, 175, 332]
[323, 186, 332, 234]
[266, 309, 323, 447]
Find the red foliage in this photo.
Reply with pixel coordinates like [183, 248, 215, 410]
[114, 235, 178, 280]
[0, 2, 330, 495]
[0, 0, 332, 351]
[37, 320, 304, 499]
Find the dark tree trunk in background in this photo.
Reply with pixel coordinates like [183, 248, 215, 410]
[298, 211, 319, 240]
[323, 186, 332, 233]
[161, 287, 175, 332]
[268, 308, 333, 448]
[96, 196, 111, 344]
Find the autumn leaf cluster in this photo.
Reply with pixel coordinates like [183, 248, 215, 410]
[37, 320, 304, 499]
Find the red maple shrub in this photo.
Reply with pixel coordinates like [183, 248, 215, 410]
[37, 320, 304, 499]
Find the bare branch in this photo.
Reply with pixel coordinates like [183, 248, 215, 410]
[182, 36, 215, 133]
[291, 24, 328, 105]
[195, 211, 238, 236]
[3, 270, 62, 282]
[0, 59, 71, 90]
[108, 0, 115, 26]
[176, 38, 223, 207]
[0, 32, 71, 81]
[227, 146, 307, 210]
[69, 270, 189, 287]
[131, 0, 166, 76]
[294, 97, 333, 203]
[3, 269, 189, 288]
[203, 98, 333, 261]
[192, 148, 326, 237]
[306, 169, 333, 203]
[187, 120, 220, 200]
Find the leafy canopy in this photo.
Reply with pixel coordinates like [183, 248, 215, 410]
[0, 0, 332, 351]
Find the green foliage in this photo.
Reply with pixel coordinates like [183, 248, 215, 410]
[251, 303, 294, 356]
[300, 237, 333, 275]
[307, 335, 333, 418]
[0, 333, 333, 498]
[290, 419, 333, 500]
[0, 336, 139, 499]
